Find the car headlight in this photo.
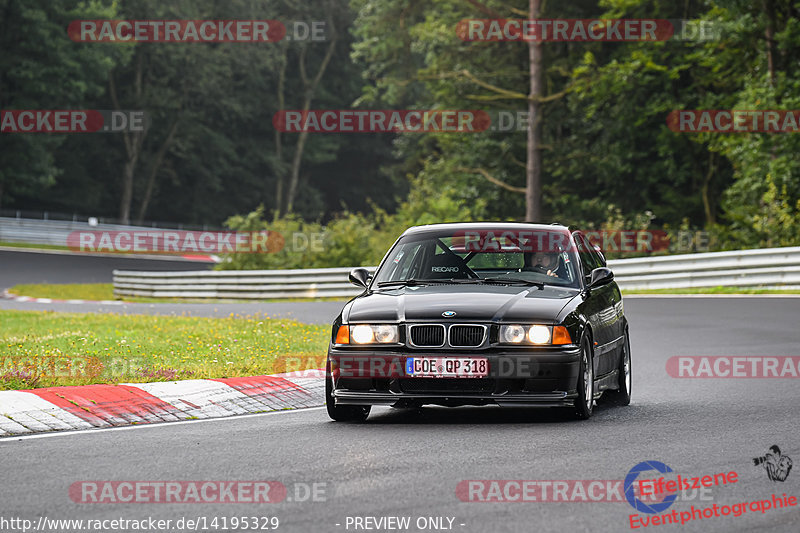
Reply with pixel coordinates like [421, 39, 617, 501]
[336, 324, 399, 344]
[501, 324, 526, 343]
[528, 325, 551, 344]
[499, 325, 572, 345]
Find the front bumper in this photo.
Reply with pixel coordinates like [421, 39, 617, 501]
[328, 346, 581, 407]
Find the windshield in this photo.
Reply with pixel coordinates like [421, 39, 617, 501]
[373, 228, 581, 289]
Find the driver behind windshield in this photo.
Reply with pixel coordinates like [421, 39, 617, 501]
[523, 251, 568, 279]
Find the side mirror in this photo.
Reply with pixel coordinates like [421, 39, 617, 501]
[588, 267, 614, 289]
[348, 268, 370, 289]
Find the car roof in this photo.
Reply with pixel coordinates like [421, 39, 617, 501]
[401, 222, 572, 237]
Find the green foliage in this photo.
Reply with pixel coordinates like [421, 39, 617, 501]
[712, 174, 800, 249]
[3, 0, 800, 255]
[3, 0, 400, 225]
[220, 179, 484, 269]
[0, 0, 124, 206]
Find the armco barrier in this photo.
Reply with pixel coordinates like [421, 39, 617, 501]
[0, 216, 218, 247]
[610, 246, 800, 290]
[112, 267, 376, 299]
[112, 247, 800, 299]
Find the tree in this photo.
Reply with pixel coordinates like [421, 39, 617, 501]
[351, 0, 590, 222]
[526, 0, 543, 221]
[282, 6, 339, 215]
[0, 0, 123, 208]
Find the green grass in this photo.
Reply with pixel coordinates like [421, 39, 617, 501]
[623, 286, 800, 295]
[6, 283, 349, 303]
[0, 310, 329, 390]
[0, 241, 72, 251]
[8, 283, 115, 301]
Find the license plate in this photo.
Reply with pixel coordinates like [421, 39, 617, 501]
[405, 357, 489, 378]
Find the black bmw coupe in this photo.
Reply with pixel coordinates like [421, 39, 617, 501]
[325, 223, 631, 421]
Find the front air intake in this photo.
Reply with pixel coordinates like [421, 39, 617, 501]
[409, 324, 445, 347]
[449, 325, 486, 347]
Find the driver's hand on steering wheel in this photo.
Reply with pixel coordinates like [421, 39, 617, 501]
[523, 265, 558, 277]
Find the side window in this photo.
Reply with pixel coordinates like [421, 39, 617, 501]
[381, 242, 423, 281]
[573, 234, 600, 276]
[400, 244, 423, 279]
[396, 243, 424, 279]
[589, 244, 607, 268]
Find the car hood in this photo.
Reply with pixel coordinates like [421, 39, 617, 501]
[343, 284, 579, 324]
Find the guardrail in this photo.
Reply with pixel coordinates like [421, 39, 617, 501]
[0, 216, 220, 247]
[610, 246, 800, 290]
[112, 246, 800, 299]
[113, 267, 377, 299]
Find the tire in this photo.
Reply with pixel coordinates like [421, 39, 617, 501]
[605, 327, 632, 406]
[325, 359, 370, 422]
[573, 335, 595, 420]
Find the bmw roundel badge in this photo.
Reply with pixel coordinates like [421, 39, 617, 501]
[442, 311, 457, 317]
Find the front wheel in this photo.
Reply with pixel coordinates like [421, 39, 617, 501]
[604, 328, 631, 406]
[326, 359, 370, 422]
[573, 336, 595, 420]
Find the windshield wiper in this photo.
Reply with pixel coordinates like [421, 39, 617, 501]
[480, 277, 545, 289]
[376, 278, 475, 288]
[377, 279, 424, 287]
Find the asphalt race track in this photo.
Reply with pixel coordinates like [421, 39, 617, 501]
[0, 249, 211, 288]
[2, 297, 799, 533]
[0, 249, 346, 323]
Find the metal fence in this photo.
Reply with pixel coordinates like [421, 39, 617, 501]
[0, 215, 221, 247]
[113, 267, 374, 299]
[608, 246, 800, 290]
[112, 246, 800, 299]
